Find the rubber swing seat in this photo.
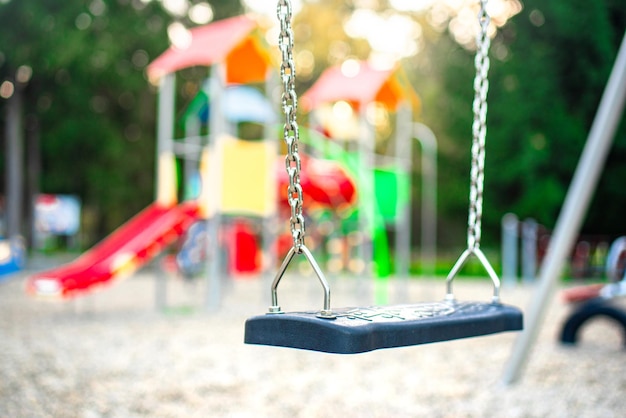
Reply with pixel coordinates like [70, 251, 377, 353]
[244, 301, 523, 354]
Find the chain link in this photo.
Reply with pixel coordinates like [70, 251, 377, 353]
[467, 0, 491, 250]
[277, 0, 306, 252]
[270, 0, 334, 317]
[446, 1, 500, 302]
[275, 0, 492, 292]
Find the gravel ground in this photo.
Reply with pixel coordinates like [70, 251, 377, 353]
[1, 263, 625, 417]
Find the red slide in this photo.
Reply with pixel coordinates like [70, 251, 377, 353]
[26, 201, 200, 298]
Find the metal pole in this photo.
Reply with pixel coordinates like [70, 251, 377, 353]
[502, 31, 626, 385]
[155, 73, 175, 202]
[5, 87, 23, 241]
[25, 116, 40, 249]
[206, 64, 226, 310]
[394, 103, 412, 277]
[154, 73, 175, 310]
[358, 104, 375, 277]
[183, 116, 201, 199]
[521, 218, 538, 284]
[414, 123, 438, 277]
[501, 213, 519, 287]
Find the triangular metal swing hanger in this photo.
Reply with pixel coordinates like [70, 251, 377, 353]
[446, 246, 501, 304]
[268, 245, 335, 319]
[244, 0, 522, 354]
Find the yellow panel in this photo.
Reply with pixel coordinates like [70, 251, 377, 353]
[218, 135, 277, 217]
[197, 148, 212, 219]
[156, 152, 178, 207]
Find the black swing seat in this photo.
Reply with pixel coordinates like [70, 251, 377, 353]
[244, 300, 523, 354]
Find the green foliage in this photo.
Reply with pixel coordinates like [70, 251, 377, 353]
[0, 0, 242, 242]
[488, 0, 626, 237]
[409, 0, 626, 247]
[1, 0, 624, 249]
[294, 0, 371, 90]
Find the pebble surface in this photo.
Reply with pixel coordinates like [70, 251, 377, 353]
[1, 266, 624, 417]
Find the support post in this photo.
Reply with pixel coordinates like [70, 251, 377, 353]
[358, 103, 375, 278]
[5, 87, 23, 241]
[502, 31, 626, 386]
[501, 213, 519, 287]
[183, 116, 201, 199]
[521, 218, 538, 284]
[155, 73, 175, 201]
[394, 103, 412, 278]
[25, 116, 40, 249]
[414, 123, 438, 277]
[206, 64, 226, 310]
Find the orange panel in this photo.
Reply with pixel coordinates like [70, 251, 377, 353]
[226, 36, 272, 84]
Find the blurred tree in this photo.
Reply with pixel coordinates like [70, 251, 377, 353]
[2, 0, 623, 250]
[487, 0, 626, 238]
[0, 0, 242, 244]
[407, 0, 626, 246]
[294, 0, 371, 89]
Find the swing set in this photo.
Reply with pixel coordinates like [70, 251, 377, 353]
[244, 0, 523, 354]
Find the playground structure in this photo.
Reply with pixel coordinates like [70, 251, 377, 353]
[26, 199, 200, 298]
[147, 15, 357, 308]
[26, 15, 359, 301]
[27, 15, 276, 298]
[27, 15, 278, 298]
[301, 61, 419, 280]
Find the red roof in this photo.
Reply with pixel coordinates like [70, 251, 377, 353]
[302, 61, 419, 111]
[147, 15, 272, 84]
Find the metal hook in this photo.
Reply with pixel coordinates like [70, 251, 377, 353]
[445, 247, 501, 304]
[269, 245, 335, 319]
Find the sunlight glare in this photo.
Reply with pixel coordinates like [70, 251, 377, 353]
[242, 0, 302, 17]
[332, 101, 354, 121]
[345, 9, 421, 65]
[162, 0, 188, 17]
[167, 22, 192, 49]
[424, 0, 522, 48]
[16, 65, 33, 84]
[188, 2, 213, 25]
[340, 59, 361, 78]
[0, 80, 14, 99]
[390, 0, 435, 12]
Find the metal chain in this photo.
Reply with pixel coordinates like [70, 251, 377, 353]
[446, 0, 500, 303]
[277, 0, 306, 252]
[467, 0, 491, 250]
[270, 0, 334, 317]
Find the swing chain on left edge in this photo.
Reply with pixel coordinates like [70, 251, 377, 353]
[270, 0, 334, 318]
[278, 0, 305, 252]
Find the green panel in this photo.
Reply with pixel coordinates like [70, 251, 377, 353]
[374, 168, 410, 222]
[374, 169, 398, 221]
[299, 127, 392, 280]
[181, 90, 209, 126]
